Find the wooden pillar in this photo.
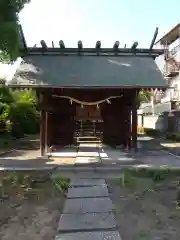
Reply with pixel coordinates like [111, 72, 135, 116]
[40, 109, 46, 156]
[47, 111, 53, 148]
[45, 111, 48, 152]
[132, 89, 138, 151]
[127, 106, 132, 149]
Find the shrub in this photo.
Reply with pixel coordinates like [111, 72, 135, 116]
[166, 132, 180, 142]
[144, 128, 161, 137]
[0, 103, 11, 133]
[0, 87, 39, 137]
[10, 101, 39, 136]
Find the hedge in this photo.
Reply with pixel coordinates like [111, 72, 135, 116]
[0, 87, 39, 137]
[166, 132, 180, 142]
[143, 128, 162, 137]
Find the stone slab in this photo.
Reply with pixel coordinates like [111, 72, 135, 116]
[58, 212, 116, 232]
[67, 185, 109, 198]
[55, 231, 122, 240]
[63, 197, 113, 213]
[70, 178, 105, 187]
[77, 151, 99, 157]
[75, 156, 100, 164]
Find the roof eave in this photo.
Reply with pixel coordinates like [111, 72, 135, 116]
[20, 47, 164, 57]
[155, 23, 180, 45]
[7, 84, 168, 89]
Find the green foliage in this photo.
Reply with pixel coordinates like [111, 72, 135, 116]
[0, 86, 39, 136]
[51, 173, 70, 193]
[166, 132, 180, 142]
[13, 89, 37, 106]
[138, 90, 152, 103]
[120, 169, 136, 188]
[0, 0, 30, 61]
[0, 51, 11, 63]
[144, 128, 161, 137]
[0, 103, 11, 132]
[128, 167, 179, 180]
[0, 86, 14, 103]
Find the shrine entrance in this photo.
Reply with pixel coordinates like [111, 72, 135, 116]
[75, 105, 103, 144]
[75, 105, 102, 121]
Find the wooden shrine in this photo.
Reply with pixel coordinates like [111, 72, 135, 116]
[9, 26, 167, 155]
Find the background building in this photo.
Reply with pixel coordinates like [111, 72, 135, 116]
[155, 23, 180, 104]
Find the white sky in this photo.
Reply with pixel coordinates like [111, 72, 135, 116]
[2, 0, 180, 78]
[19, 0, 178, 48]
[19, 0, 127, 48]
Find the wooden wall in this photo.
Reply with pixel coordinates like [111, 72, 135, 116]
[39, 88, 136, 152]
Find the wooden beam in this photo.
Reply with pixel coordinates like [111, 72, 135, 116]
[9, 84, 167, 90]
[149, 27, 159, 50]
[96, 41, 101, 49]
[113, 41, 120, 49]
[39, 91, 46, 156]
[25, 47, 164, 56]
[131, 41, 138, 51]
[40, 40, 48, 50]
[40, 109, 46, 156]
[59, 40, 65, 48]
[127, 106, 132, 150]
[18, 24, 28, 51]
[132, 90, 137, 151]
[45, 111, 48, 151]
[78, 40, 83, 49]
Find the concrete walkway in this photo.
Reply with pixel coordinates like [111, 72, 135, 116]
[55, 178, 122, 240]
[75, 143, 100, 164]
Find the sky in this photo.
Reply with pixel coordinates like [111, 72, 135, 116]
[19, 0, 180, 48]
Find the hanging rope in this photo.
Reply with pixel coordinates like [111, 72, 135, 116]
[52, 95, 123, 106]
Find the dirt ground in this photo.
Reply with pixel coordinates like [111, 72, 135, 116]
[0, 171, 65, 240]
[107, 177, 180, 240]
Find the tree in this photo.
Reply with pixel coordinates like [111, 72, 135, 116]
[138, 90, 152, 103]
[0, 0, 30, 61]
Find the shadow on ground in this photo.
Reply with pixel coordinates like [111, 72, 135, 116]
[1, 135, 180, 169]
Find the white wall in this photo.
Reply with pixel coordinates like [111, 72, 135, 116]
[138, 115, 165, 131]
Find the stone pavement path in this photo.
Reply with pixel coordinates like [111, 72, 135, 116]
[55, 178, 122, 240]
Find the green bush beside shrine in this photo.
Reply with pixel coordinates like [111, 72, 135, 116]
[143, 128, 162, 137]
[0, 86, 39, 137]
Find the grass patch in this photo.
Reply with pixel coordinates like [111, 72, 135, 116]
[120, 168, 137, 188]
[51, 173, 70, 194]
[0, 170, 70, 202]
[0, 170, 67, 239]
[128, 167, 180, 180]
[107, 169, 180, 239]
[120, 167, 180, 207]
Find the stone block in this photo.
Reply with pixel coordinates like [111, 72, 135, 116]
[67, 185, 109, 198]
[58, 212, 116, 232]
[55, 231, 122, 240]
[70, 178, 105, 187]
[63, 197, 113, 213]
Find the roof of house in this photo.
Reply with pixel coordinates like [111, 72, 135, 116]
[10, 54, 167, 88]
[155, 23, 180, 45]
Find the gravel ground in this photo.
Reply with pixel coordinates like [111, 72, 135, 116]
[0, 171, 65, 240]
[107, 177, 180, 240]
